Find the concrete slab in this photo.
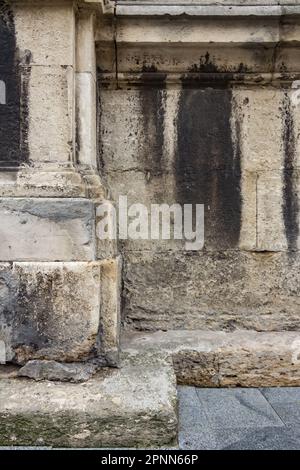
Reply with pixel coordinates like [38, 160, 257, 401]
[0, 354, 177, 448]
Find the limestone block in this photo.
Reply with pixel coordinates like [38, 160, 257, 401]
[98, 257, 122, 366]
[0, 353, 177, 448]
[0, 198, 95, 261]
[96, 200, 119, 259]
[27, 65, 74, 163]
[76, 11, 96, 75]
[18, 360, 98, 383]
[76, 73, 97, 167]
[116, 17, 279, 46]
[123, 250, 300, 332]
[257, 171, 288, 251]
[116, 44, 275, 75]
[239, 172, 257, 250]
[14, 2, 75, 66]
[123, 329, 300, 387]
[100, 87, 245, 251]
[0, 262, 102, 365]
[234, 88, 284, 172]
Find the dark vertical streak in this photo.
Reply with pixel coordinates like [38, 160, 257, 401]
[139, 76, 166, 177]
[176, 88, 241, 249]
[282, 92, 299, 251]
[0, 0, 29, 166]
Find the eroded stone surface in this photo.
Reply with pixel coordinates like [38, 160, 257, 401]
[0, 198, 95, 261]
[18, 360, 98, 383]
[0, 353, 177, 448]
[0, 262, 102, 364]
[123, 330, 300, 387]
[123, 251, 300, 332]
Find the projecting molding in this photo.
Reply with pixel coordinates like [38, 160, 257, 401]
[116, 1, 300, 17]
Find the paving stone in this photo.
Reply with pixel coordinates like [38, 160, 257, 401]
[261, 387, 300, 404]
[267, 404, 300, 426]
[178, 386, 217, 450]
[222, 427, 300, 450]
[195, 389, 284, 429]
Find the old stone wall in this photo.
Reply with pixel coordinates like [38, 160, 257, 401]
[97, 3, 300, 332]
[0, 0, 121, 370]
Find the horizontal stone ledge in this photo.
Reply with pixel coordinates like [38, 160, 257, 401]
[98, 72, 300, 87]
[122, 330, 300, 387]
[0, 353, 177, 448]
[116, 4, 300, 18]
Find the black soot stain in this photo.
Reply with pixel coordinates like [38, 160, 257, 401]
[139, 73, 167, 176]
[176, 87, 242, 250]
[282, 91, 299, 251]
[0, 1, 29, 166]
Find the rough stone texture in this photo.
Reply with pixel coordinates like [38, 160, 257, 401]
[0, 353, 177, 448]
[13, 2, 75, 67]
[28, 65, 74, 163]
[18, 360, 98, 383]
[123, 330, 300, 387]
[0, 262, 102, 364]
[98, 257, 122, 366]
[97, 7, 300, 334]
[0, 1, 25, 167]
[123, 250, 300, 332]
[0, 198, 95, 261]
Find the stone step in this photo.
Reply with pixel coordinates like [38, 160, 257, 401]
[0, 354, 177, 448]
[122, 330, 300, 387]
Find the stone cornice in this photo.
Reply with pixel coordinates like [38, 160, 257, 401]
[116, 1, 300, 17]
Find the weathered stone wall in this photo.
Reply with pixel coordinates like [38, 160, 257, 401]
[97, 5, 300, 332]
[0, 0, 121, 370]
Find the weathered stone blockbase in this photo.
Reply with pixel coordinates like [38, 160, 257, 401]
[0, 198, 95, 261]
[0, 262, 102, 364]
[123, 251, 300, 332]
[0, 353, 177, 448]
[123, 330, 300, 388]
[0, 259, 121, 367]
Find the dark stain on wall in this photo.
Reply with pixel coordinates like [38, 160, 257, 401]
[176, 88, 242, 250]
[139, 77, 166, 176]
[0, 1, 29, 166]
[282, 92, 299, 251]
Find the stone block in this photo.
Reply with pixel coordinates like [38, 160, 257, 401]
[257, 170, 300, 251]
[98, 257, 122, 366]
[18, 360, 98, 383]
[76, 72, 97, 167]
[27, 65, 74, 163]
[76, 11, 96, 75]
[0, 198, 95, 261]
[257, 171, 288, 251]
[123, 329, 300, 387]
[0, 353, 177, 448]
[234, 88, 284, 172]
[0, 261, 102, 364]
[123, 251, 300, 331]
[14, 2, 75, 66]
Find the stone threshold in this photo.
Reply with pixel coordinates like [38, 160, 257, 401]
[122, 330, 300, 387]
[0, 353, 177, 448]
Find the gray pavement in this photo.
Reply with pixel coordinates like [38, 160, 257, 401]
[179, 386, 300, 450]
